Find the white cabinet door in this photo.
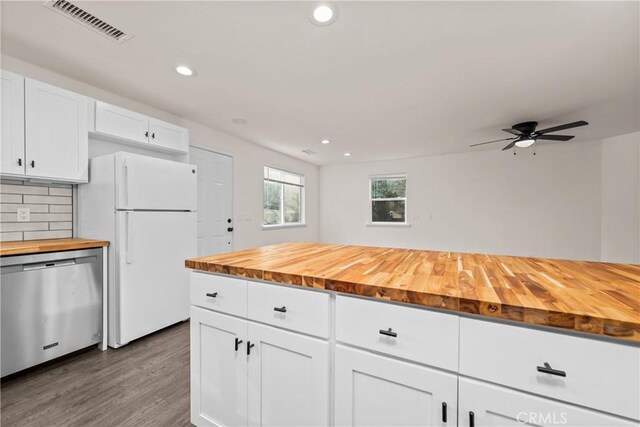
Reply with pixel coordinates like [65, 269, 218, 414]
[247, 322, 330, 427]
[1, 70, 25, 176]
[191, 307, 248, 427]
[335, 345, 457, 427]
[24, 78, 88, 182]
[95, 101, 149, 144]
[459, 378, 638, 427]
[149, 117, 189, 152]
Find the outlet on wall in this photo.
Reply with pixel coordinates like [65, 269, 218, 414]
[17, 207, 30, 222]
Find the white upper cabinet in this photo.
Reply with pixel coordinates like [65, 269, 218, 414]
[92, 101, 189, 154]
[25, 78, 88, 182]
[0, 70, 25, 176]
[1, 70, 88, 183]
[149, 118, 189, 153]
[95, 101, 149, 144]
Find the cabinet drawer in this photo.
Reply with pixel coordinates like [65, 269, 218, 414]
[247, 282, 330, 339]
[191, 272, 247, 317]
[335, 296, 459, 371]
[459, 318, 640, 421]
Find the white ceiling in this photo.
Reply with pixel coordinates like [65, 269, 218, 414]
[2, 1, 638, 165]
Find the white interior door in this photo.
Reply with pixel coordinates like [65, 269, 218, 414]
[189, 147, 233, 256]
[115, 211, 196, 346]
[115, 153, 197, 210]
[247, 322, 330, 427]
[335, 344, 458, 427]
[191, 307, 248, 427]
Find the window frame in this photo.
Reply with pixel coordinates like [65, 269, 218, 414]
[262, 166, 306, 229]
[368, 173, 409, 226]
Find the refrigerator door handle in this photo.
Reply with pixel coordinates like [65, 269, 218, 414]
[123, 160, 129, 209]
[125, 212, 133, 264]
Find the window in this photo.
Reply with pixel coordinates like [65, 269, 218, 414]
[369, 175, 407, 224]
[263, 166, 305, 227]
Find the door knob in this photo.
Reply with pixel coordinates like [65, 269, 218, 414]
[227, 227, 234, 232]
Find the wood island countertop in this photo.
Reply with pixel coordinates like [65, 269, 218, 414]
[186, 242, 640, 342]
[0, 238, 109, 256]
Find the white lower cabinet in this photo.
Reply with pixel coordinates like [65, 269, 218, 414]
[191, 307, 248, 427]
[335, 345, 457, 427]
[459, 377, 638, 427]
[247, 321, 330, 426]
[191, 304, 330, 427]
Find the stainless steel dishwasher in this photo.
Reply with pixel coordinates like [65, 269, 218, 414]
[1, 248, 103, 377]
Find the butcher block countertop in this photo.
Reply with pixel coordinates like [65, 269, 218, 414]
[0, 238, 109, 256]
[186, 242, 640, 342]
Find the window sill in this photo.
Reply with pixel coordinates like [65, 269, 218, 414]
[262, 223, 307, 230]
[366, 222, 412, 228]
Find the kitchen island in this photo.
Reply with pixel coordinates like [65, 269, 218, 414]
[186, 242, 640, 427]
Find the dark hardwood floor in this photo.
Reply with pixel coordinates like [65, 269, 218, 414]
[1, 321, 190, 427]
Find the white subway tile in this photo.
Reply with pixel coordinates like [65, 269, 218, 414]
[0, 204, 49, 213]
[0, 222, 49, 232]
[0, 214, 17, 222]
[48, 187, 72, 196]
[0, 194, 22, 203]
[0, 231, 23, 242]
[23, 230, 72, 240]
[0, 184, 48, 195]
[0, 179, 25, 185]
[23, 195, 72, 205]
[49, 205, 72, 213]
[49, 222, 73, 230]
[30, 213, 73, 222]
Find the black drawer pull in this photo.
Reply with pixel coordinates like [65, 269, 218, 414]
[442, 402, 447, 423]
[30, 160, 35, 168]
[537, 362, 566, 377]
[274, 306, 287, 313]
[379, 328, 397, 338]
[469, 411, 475, 427]
[17, 158, 22, 166]
[206, 292, 218, 298]
[247, 341, 255, 355]
[235, 337, 243, 352]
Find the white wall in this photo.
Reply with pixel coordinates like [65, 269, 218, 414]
[320, 141, 605, 261]
[2, 55, 319, 250]
[601, 132, 640, 263]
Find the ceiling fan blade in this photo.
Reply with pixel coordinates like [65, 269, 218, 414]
[536, 120, 588, 135]
[502, 128, 524, 136]
[501, 140, 517, 151]
[537, 135, 575, 141]
[470, 137, 515, 147]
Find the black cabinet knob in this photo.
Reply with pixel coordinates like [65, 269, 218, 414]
[17, 158, 22, 166]
[145, 131, 149, 138]
[30, 160, 35, 168]
[235, 337, 243, 352]
[227, 218, 232, 223]
[247, 341, 255, 355]
[227, 227, 234, 232]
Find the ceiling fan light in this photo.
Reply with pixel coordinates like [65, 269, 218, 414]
[515, 138, 535, 148]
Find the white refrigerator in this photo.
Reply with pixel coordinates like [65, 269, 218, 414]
[79, 152, 197, 348]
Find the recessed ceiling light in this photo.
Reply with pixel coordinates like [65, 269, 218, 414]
[232, 118, 247, 125]
[343, 152, 352, 157]
[515, 138, 535, 148]
[310, 3, 337, 26]
[321, 139, 331, 145]
[175, 65, 196, 77]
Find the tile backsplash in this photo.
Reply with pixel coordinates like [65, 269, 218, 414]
[0, 180, 73, 242]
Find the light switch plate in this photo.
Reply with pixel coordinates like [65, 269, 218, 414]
[17, 207, 30, 222]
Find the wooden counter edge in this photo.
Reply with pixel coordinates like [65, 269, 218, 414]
[0, 238, 110, 257]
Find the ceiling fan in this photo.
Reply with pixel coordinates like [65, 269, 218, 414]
[471, 120, 589, 151]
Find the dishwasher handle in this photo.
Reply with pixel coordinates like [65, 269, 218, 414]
[23, 258, 77, 271]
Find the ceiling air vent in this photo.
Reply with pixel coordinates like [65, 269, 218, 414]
[43, 0, 133, 44]
[302, 149, 317, 155]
